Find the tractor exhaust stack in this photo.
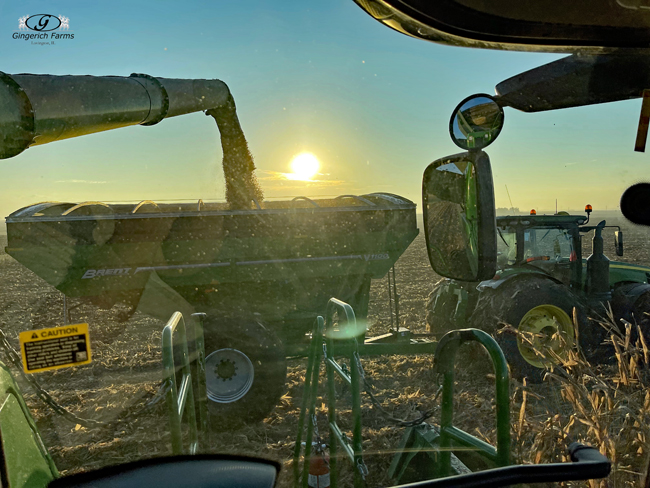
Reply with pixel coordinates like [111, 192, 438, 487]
[586, 220, 612, 302]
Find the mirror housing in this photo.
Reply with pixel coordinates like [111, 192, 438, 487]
[496, 54, 650, 113]
[422, 151, 497, 282]
[615, 231, 624, 257]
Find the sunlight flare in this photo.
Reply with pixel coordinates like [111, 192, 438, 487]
[288, 152, 320, 181]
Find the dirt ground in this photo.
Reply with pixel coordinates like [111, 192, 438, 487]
[0, 211, 649, 486]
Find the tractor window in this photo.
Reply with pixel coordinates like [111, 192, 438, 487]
[524, 228, 574, 262]
[496, 227, 574, 268]
[496, 228, 517, 267]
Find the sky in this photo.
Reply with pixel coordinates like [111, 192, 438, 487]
[0, 0, 648, 225]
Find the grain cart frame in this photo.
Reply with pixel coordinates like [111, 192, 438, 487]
[1, 72, 418, 428]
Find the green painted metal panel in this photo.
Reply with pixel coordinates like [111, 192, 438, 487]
[609, 260, 650, 285]
[0, 363, 58, 488]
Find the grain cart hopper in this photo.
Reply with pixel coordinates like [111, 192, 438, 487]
[0, 72, 418, 426]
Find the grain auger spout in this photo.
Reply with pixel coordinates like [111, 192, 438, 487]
[0, 72, 262, 208]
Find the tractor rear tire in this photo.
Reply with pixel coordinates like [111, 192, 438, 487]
[469, 278, 594, 383]
[426, 279, 457, 334]
[611, 283, 650, 343]
[202, 317, 287, 430]
[633, 290, 650, 336]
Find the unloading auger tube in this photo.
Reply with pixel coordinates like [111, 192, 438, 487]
[0, 71, 262, 208]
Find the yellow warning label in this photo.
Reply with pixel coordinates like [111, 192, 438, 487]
[19, 323, 91, 374]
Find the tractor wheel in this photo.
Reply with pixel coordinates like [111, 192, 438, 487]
[202, 317, 287, 430]
[633, 290, 650, 333]
[426, 280, 457, 334]
[470, 278, 590, 383]
[611, 283, 650, 342]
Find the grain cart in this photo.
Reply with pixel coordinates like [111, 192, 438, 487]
[0, 72, 418, 426]
[424, 91, 650, 382]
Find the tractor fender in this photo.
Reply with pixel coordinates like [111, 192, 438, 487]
[476, 268, 562, 292]
[609, 261, 650, 287]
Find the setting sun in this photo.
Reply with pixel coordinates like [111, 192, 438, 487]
[288, 153, 320, 181]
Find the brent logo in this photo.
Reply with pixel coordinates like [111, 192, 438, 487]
[363, 253, 390, 261]
[24, 14, 61, 32]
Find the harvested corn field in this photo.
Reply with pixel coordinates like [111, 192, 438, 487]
[1, 214, 650, 487]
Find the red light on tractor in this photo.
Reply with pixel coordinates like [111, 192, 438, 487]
[585, 204, 593, 214]
[530, 209, 537, 215]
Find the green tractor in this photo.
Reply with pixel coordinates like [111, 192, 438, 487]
[425, 94, 650, 382]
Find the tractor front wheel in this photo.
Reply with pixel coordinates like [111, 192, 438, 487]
[470, 279, 589, 383]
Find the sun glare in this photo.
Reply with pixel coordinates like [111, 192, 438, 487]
[289, 153, 320, 181]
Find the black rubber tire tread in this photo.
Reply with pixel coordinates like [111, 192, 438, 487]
[202, 317, 287, 430]
[629, 289, 650, 344]
[611, 282, 644, 328]
[468, 276, 595, 383]
[425, 279, 457, 334]
[609, 283, 650, 347]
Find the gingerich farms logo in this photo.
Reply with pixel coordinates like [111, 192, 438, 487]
[13, 14, 74, 45]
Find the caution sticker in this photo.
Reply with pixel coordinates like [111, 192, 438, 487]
[19, 323, 91, 374]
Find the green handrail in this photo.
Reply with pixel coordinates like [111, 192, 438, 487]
[294, 302, 511, 487]
[434, 328, 510, 478]
[294, 299, 367, 488]
[162, 311, 199, 455]
[324, 298, 366, 488]
[292, 316, 325, 486]
[190, 313, 210, 445]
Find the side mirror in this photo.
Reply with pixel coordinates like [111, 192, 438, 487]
[422, 151, 497, 282]
[449, 94, 504, 151]
[615, 231, 624, 257]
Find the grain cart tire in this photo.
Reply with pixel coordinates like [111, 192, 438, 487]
[426, 279, 457, 334]
[202, 317, 287, 430]
[470, 278, 591, 383]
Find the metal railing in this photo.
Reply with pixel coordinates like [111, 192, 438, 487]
[294, 301, 513, 488]
[161, 312, 209, 455]
[294, 298, 367, 488]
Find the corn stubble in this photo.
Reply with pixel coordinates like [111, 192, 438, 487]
[511, 307, 650, 487]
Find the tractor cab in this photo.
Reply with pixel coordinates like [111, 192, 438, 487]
[494, 209, 643, 297]
[495, 213, 586, 289]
